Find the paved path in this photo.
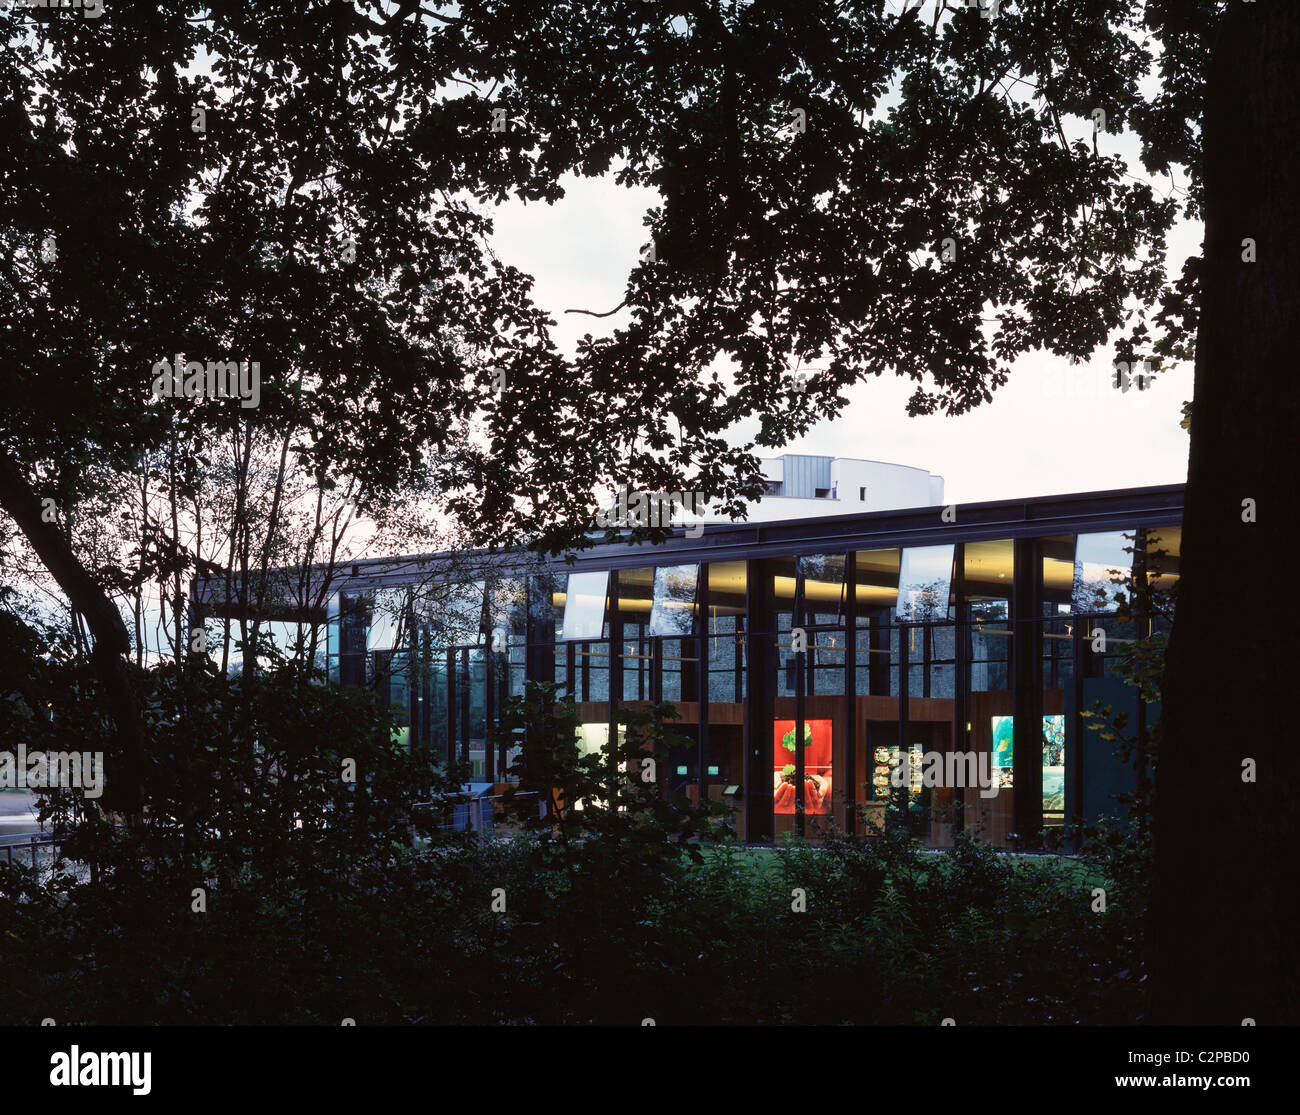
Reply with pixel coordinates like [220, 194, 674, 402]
[0, 791, 44, 838]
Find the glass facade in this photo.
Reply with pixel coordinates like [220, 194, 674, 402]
[560, 571, 608, 642]
[315, 492, 1181, 850]
[648, 564, 699, 637]
[1072, 531, 1133, 612]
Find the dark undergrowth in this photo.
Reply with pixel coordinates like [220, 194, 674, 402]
[1, 680, 1148, 1026]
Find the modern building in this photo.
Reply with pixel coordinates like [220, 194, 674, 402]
[197, 470, 1182, 849]
[706, 455, 946, 522]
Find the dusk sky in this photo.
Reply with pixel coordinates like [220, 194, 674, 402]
[489, 120, 1197, 507]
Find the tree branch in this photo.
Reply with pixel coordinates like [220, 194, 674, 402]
[0, 448, 143, 813]
[564, 299, 628, 318]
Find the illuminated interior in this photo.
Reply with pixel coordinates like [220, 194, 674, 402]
[319, 495, 1179, 849]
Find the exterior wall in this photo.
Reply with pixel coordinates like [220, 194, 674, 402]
[694, 455, 945, 524]
[826, 458, 944, 511]
[773, 454, 834, 498]
[596, 455, 944, 530]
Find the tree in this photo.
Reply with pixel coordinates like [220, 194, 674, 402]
[0, 2, 756, 809]
[1145, 2, 1300, 1026]
[1, 1, 1292, 1021]
[0, 0, 1171, 803]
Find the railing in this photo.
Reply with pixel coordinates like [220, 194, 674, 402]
[0, 831, 62, 868]
[411, 789, 541, 834]
[0, 831, 97, 882]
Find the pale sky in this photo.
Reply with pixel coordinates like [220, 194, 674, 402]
[487, 118, 1198, 508]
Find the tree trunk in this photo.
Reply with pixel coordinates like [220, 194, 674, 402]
[1147, 4, 1300, 1025]
[0, 449, 144, 814]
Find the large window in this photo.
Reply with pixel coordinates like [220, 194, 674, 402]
[612, 568, 652, 702]
[648, 564, 699, 637]
[704, 561, 746, 705]
[854, 548, 900, 697]
[1072, 532, 1133, 613]
[654, 564, 698, 701]
[561, 571, 609, 642]
[1143, 525, 1181, 588]
[443, 581, 487, 646]
[366, 586, 409, 654]
[966, 539, 1012, 693]
[489, 578, 528, 699]
[798, 554, 846, 696]
[897, 544, 955, 622]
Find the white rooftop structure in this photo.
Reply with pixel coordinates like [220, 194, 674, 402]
[705, 455, 945, 524]
[596, 455, 945, 536]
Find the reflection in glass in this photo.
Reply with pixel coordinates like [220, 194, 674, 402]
[443, 581, 486, 645]
[704, 561, 746, 705]
[487, 578, 527, 701]
[648, 564, 699, 636]
[662, 637, 683, 701]
[797, 553, 846, 622]
[929, 661, 955, 699]
[489, 578, 527, 639]
[897, 544, 955, 622]
[854, 548, 900, 609]
[561, 570, 609, 641]
[1072, 532, 1132, 613]
[1040, 535, 1076, 611]
[795, 554, 845, 695]
[526, 572, 561, 645]
[367, 586, 410, 652]
[386, 651, 411, 750]
[1143, 525, 1181, 595]
[965, 539, 1011, 693]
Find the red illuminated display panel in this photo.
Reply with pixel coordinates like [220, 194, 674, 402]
[772, 719, 832, 815]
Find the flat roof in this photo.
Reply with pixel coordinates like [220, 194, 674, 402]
[761, 454, 939, 475]
[195, 482, 1184, 606]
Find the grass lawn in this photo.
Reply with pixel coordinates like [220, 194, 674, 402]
[696, 839, 1106, 889]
